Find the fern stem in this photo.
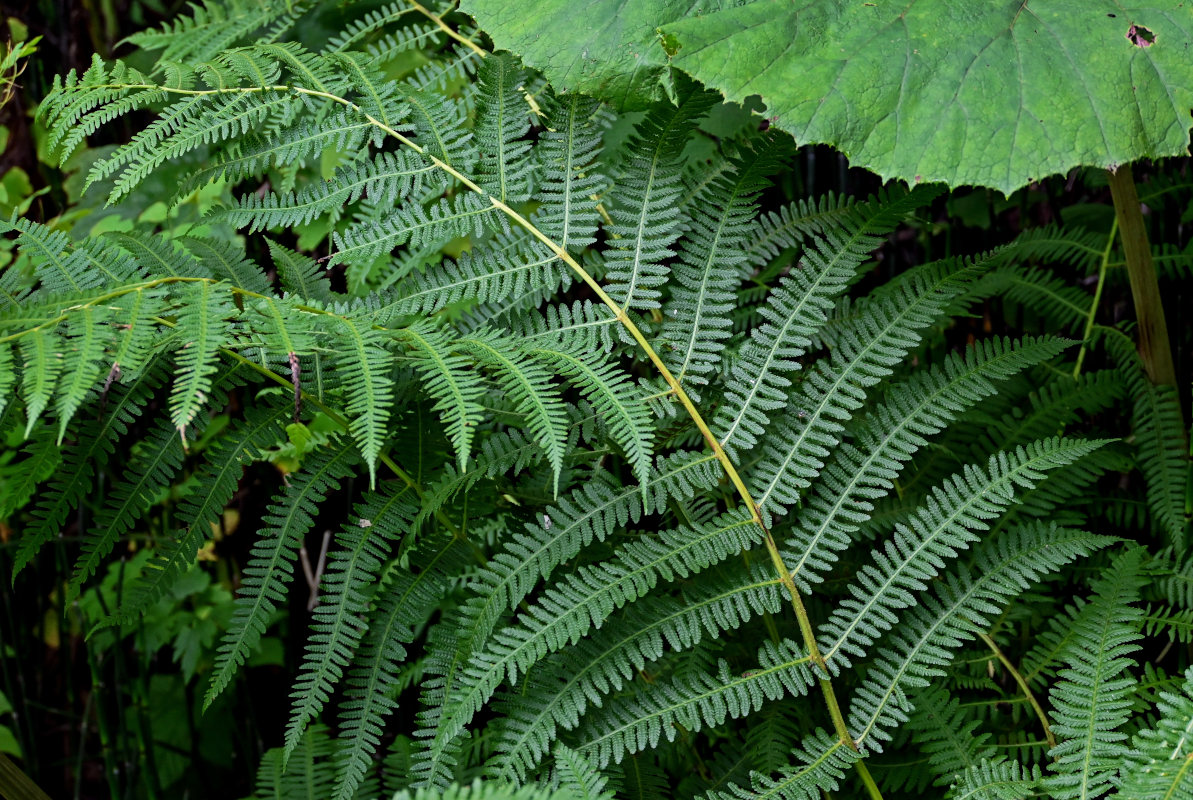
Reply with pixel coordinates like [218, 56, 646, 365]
[977, 631, 1057, 752]
[853, 759, 885, 800]
[405, 0, 487, 57]
[1072, 217, 1116, 380]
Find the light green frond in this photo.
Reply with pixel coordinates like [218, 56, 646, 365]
[602, 80, 715, 312]
[459, 329, 568, 493]
[171, 280, 237, 441]
[1117, 666, 1193, 800]
[749, 254, 994, 515]
[398, 322, 486, 473]
[285, 488, 417, 762]
[205, 441, 358, 709]
[1043, 547, 1146, 800]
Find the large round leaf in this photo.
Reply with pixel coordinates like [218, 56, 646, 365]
[663, 1, 1193, 193]
[469, 0, 1193, 194]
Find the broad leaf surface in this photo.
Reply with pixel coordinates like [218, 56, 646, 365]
[470, 0, 1193, 193]
[461, 0, 717, 109]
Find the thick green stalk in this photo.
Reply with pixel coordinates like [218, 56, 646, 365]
[1106, 165, 1178, 391]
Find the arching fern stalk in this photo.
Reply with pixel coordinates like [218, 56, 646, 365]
[4, 2, 1187, 799]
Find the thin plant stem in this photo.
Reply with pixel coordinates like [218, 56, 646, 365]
[1073, 217, 1116, 380]
[978, 631, 1057, 752]
[854, 759, 885, 800]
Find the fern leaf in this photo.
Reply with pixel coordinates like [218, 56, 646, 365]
[14, 358, 166, 577]
[1043, 547, 1146, 800]
[847, 523, 1114, 750]
[906, 685, 995, 788]
[574, 638, 813, 768]
[527, 344, 653, 487]
[268, 239, 332, 302]
[1106, 329, 1190, 547]
[950, 760, 1041, 800]
[532, 95, 608, 252]
[181, 237, 272, 295]
[662, 143, 778, 398]
[285, 488, 417, 762]
[332, 311, 395, 485]
[490, 565, 783, 780]
[224, 149, 437, 233]
[205, 441, 358, 709]
[750, 254, 994, 515]
[784, 336, 1071, 591]
[171, 281, 236, 441]
[333, 533, 470, 800]
[1117, 665, 1193, 800]
[67, 417, 186, 601]
[603, 80, 714, 311]
[398, 322, 485, 473]
[417, 451, 722, 782]
[19, 326, 63, 437]
[430, 510, 761, 779]
[706, 730, 857, 800]
[113, 405, 291, 623]
[460, 329, 568, 494]
[552, 745, 615, 800]
[54, 306, 115, 442]
[475, 53, 533, 204]
[818, 437, 1107, 667]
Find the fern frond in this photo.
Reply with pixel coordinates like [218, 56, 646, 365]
[551, 745, 614, 800]
[602, 80, 714, 312]
[1117, 665, 1193, 799]
[459, 329, 568, 493]
[398, 322, 486, 473]
[223, 149, 437, 232]
[330, 192, 494, 268]
[18, 326, 63, 437]
[662, 143, 778, 398]
[847, 523, 1114, 750]
[1105, 329, 1190, 546]
[532, 95, 608, 252]
[268, 239, 332, 302]
[205, 441, 358, 709]
[784, 336, 1071, 591]
[490, 565, 783, 780]
[285, 488, 417, 761]
[67, 417, 187, 601]
[114, 405, 291, 623]
[498, 577, 767, 772]
[474, 53, 533, 204]
[526, 344, 653, 486]
[706, 730, 857, 800]
[12, 358, 167, 576]
[574, 638, 813, 768]
[950, 759, 1041, 800]
[818, 437, 1107, 667]
[750, 254, 994, 515]
[906, 685, 995, 787]
[333, 310, 396, 485]
[1043, 547, 1146, 800]
[430, 509, 761, 779]
[333, 532, 471, 800]
[171, 280, 237, 441]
